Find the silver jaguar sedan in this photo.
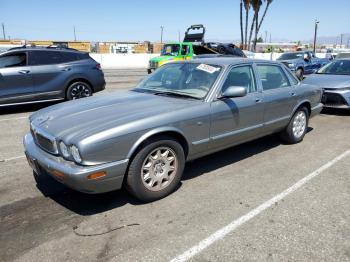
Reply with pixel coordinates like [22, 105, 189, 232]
[24, 58, 323, 201]
[303, 58, 350, 109]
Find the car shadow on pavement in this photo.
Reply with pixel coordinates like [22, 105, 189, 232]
[321, 108, 350, 116]
[34, 172, 142, 216]
[182, 135, 282, 181]
[0, 101, 60, 115]
[35, 134, 287, 216]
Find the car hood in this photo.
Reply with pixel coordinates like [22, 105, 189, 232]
[150, 55, 176, 63]
[30, 90, 199, 141]
[277, 58, 300, 64]
[302, 74, 350, 89]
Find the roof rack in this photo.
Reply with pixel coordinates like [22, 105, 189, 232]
[46, 45, 78, 51]
[8, 44, 79, 52]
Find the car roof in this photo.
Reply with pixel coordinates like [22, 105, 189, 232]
[3, 46, 86, 54]
[176, 57, 281, 66]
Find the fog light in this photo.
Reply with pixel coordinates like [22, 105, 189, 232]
[87, 172, 106, 180]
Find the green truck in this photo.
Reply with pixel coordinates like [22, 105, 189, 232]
[147, 25, 245, 74]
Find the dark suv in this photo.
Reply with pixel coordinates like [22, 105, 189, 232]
[0, 46, 105, 106]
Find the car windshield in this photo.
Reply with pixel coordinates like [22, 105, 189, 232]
[277, 53, 304, 60]
[134, 62, 222, 99]
[317, 60, 350, 75]
[161, 44, 180, 56]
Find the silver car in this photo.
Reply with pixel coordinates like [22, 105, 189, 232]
[24, 58, 323, 201]
[303, 58, 350, 109]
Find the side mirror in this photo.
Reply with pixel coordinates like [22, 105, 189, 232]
[303, 54, 309, 61]
[220, 86, 247, 99]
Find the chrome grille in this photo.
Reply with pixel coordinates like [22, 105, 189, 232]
[31, 124, 58, 154]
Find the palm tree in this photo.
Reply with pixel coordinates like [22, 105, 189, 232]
[243, 0, 251, 50]
[240, 0, 244, 48]
[252, 0, 262, 51]
[257, 0, 273, 33]
[247, 0, 261, 51]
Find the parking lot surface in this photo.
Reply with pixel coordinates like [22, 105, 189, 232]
[0, 69, 349, 262]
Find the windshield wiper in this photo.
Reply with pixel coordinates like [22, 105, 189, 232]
[153, 91, 200, 100]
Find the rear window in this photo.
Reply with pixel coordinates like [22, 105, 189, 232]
[61, 52, 89, 62]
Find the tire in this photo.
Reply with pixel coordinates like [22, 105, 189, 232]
[280, 107, 309, 144]
[126, 137, 185, 202]
[66, 81, 93, 100]
[295, 68, 304, 80]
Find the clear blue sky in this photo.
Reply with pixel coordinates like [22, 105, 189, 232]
[2, 0, 350, 42]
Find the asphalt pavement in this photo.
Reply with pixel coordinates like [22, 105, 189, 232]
[0, 69, 349, 262]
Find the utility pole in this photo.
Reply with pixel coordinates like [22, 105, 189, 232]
[160, 26, 164, 43]
[73, 26, 77, 41]
[269, 33, 272, 43]
[265, 31, 268, 43]
[1, 23, 5, 40]
[313, 20, 319, 53]
[340, 34, 343, 47]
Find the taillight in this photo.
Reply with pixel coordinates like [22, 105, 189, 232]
[94, 63, 101, 70]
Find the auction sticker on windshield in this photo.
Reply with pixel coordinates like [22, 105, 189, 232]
[197, 64, 220, 74]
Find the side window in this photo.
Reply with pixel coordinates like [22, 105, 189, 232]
[283, 67, 299, 85]
[0, 52, 27, 68]
[222, 65, 256, 93]
[30, 51, 63, 66]
[61, 52, 86, 62]
[257, 64, 290, 91]
[181, 45, 190, 55]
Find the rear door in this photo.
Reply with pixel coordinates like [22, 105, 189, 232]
[28, 50, 72, 100]
[0, 51, 35, 104]
[210, 64, 264, 149]
[255, 63, 296, 133]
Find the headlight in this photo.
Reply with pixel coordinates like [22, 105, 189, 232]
[70, 145, 82, 163]
[59, 141, 70, 158]
[288, 63, 295, 68]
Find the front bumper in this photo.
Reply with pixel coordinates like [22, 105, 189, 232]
[322, 90, 350, 109]
[310, 103, 323, 117]
[24, 133, 129, 194]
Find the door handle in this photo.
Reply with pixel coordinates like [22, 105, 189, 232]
[62, 67, 71, 71]
[18, 70, 30, 74]
[255, 98, 262, 103]
[291, 92, 296, 97]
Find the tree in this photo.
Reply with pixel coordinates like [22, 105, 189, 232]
[240, 0, 273, 52]
[257, 0, 273, 33]
[252, 0, 262, 52]
[240, 0, 244, 48]
[243, 0, 251, 50]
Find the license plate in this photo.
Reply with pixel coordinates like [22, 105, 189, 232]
[26, 153, 39, 175]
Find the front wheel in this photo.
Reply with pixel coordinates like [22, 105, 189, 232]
[126, 137, 185, 202]
[66, 81, 92, 100]
[280, 107, 309, 144]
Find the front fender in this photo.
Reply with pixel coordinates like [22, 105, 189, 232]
[127, 126, 189, 159]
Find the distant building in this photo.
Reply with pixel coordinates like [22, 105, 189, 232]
[255, 42, 298, 52]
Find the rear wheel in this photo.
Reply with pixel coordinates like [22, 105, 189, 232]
[295, 68, 304, 80]
[66, 81, 92, 100]
[280, 107, 309, 144]
[126, 137, 185, 202]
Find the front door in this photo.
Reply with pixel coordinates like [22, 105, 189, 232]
[0, 51, 34, 104]
[210, 64, 264, 150]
